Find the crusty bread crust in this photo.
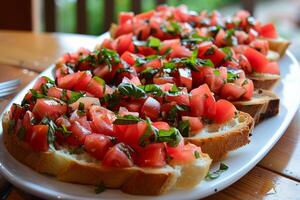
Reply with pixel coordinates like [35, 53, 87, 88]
[247, 73, 280, 90]
[265, 38, 290, 58]
[185, 112, 254, 161]
[233, 90, 279, 124]
[2, 113, 211, 195]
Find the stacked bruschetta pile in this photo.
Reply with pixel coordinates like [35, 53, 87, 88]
[2, 5, 289, 195]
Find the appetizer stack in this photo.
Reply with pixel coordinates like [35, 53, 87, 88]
[2, 5, 289, 195]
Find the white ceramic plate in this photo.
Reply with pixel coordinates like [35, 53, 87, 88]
[0, 33, 299, 199]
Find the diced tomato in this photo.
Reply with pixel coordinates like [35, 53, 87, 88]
[182, 116, 203, 133]
[57, 72, 83, 90]
[237, 54, 252, 74]
[86, 76, 105, 98]
[89, 105, 116, 136]
[152, 121, 170, 130]
[114, 22, 134, 38]
[32, 76, 48, 91]
[141, 97, 161, 120]
[260, 23, 278, 39]
[66, 121, 91, 146]
[242, 79, 254, 100]
[198, 42, 226, 66]
[9, 103, 25, 121]
[160, 39, 180, 54]
[220, 83, 246, 100]
[121, 51, 137, 65]
[84, 134, 113, 160]
[260, 61, 280, 74]
[69, 97, 100, 111]
[249, 39, 269, 55]
[73, 71, 92, 91]
[190, 84, 216, 118]
[136, 143, 166, 167]
[214, 29, 226, 47]
[22, 111, 35, 142]
[55, 65, 68, 79]
[102, 143, 134, 168]
[118, 107, 139, 117]
[153, 77, 175, 84]
[119, 12, 134, 24]
[29, 125, 49, 151]
[169, 45, 192, 58]
[135, 10, 155, 20]
[165, 92, 190, 106]
[32, 98, 67, 120]
[169, 143, 201, 164]
[243, 47, 269, 73]
[115, 33, 134, 55]
[101, 38, 115, 50]
[214, 99, 236, 123]
[178, 68, 192, 90]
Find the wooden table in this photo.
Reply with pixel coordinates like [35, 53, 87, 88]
[0, 30, 299, 200]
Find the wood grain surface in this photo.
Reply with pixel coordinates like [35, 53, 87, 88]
[0, 30, 299, 200]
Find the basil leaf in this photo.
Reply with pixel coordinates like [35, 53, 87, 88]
[213, 69, 220, 76]
[8, 119, 16, 134]
[30, 89, 45, 99]
[140, 68, 159, 79]
[161, 21, 182, 36]
[135, 55, 160, 67]
[167, 105, 190, 124]
[40, 117, 57, 149]
[139, 118, 158, 147]
[17, 125, 26, 140]
[225, 29, 237, 46]
[58, 124, 72, 137]
[100, 48, 121, 71]
[118, 82, 146, 99]
[206, 163, 229, 180]
[221, 47, 233, 61]
[101, 92, 120, 110]
[156, 128, 181, 147]
[194, 151, 200, 159]
[146, 36, 161, 49]
[177, 120, 190, 137]
[139, 84, 163, 97]
[67, 91, 85, 104]
[113, 115, 143, 125]
[227, 70, 240, 82]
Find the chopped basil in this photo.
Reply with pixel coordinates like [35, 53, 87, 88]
[206, 163, 229, 180]
[17, 125, 26, 140]
[67, 91, 85, 104]
[146, 36, 161, 49]
[57, 124, 72, 137]
[101, 92, 120, 110]
[30, 89, 45, 99]
[156, 128, 181, 147]
[135, 55, 160, 67]
[225, 29, 237, 46]
[113, 115, 143, 125]
[194, 151, 200, 159]
[139, 118, 158, 147]
[205, 46, 215, 56]
[177, 120, 190, 137]
[139, 84, 163, 97]
[221, 47, 234, 61]
[213, 69, 220, 76]
[167, 105, 190, 124]
[118, 82, 146, 99]
[99, 48, 121, 71]
[161, 21, 182, 36]
[116, 67, 133, 74]
[8, 119, 16, 134]
[140, 68, 159, 79]
[227, 71, 240, 82]
[40, 117, 57, 149]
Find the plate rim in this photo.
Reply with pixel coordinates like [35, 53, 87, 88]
[0, 49, 299, 200]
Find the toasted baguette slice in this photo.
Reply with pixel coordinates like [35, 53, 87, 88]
[247, 73, 280, 90]
[232, 89, 279, 124]
[265, 38, 290, 58]
[185, 112, 254, 161]
[2, 113, 211, 196]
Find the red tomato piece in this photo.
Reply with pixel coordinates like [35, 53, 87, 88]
[102, 143, 134, 168]
[73, 72, 92, 91]
[214, 99, 236, 124]
[29, 125, 49, 151]
[86, 76, 105, 98]
[67, 121, 91, 146]
[141, 97, 161, 120]
[243, 47, 269, 73]
[178, 68, 192, 90]
[165, 93, 190, 106]
[169, 143, 201, 164]
[9, 103, 25, 121]
[84, 134, 113, 160]
[169, 45, 192, 58]
[182, 116, 203, 133]
[220, 83, 246, 101]
[32, 98, 67, 120]
[57, 72, 83, 90]
[260, 23, 278, 39]
[119, 12, 134, 24]
[32, 76, 49, 91]
[136, 143, 166, 167]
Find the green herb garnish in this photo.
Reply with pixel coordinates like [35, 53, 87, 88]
[113, 115, 143, 125]
[118, 82, 146, 99]
[206, 163, 229, 180]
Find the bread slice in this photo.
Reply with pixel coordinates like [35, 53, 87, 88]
[232, 89, 279, 124]
[2, 113, 211, 196]
[265, 38, 290, 58]
[185, 112, 254, 161]
[247, 73, 280, 90]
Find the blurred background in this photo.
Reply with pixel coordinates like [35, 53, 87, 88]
[1, 0, 300, 55]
